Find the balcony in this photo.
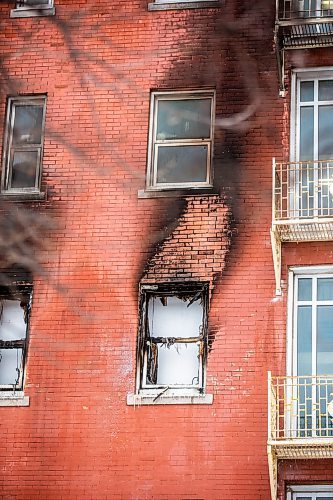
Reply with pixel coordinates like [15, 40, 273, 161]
[268, 372, 333, 499]
[271, 159, 333, 293]
[276, 0, 333, 48]
[275, 2, 333, 92]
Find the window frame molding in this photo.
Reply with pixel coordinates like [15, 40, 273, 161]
[127, 282, 213, 405]
[287, 484, 333, 499]
[146, 89, 215, 192]
[1, 95, 47, 197]
[290, 67, 333, 162]
[287, 265, 333, 377]
[11, 0, 55, 18]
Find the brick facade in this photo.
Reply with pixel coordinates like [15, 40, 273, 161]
[0, 1, 332, 499]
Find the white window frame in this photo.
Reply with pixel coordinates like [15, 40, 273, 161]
[287, 265, 333, 377]
[1, 95, 47, 195]
[286, 266, 333, 436]
[289, 68, 333, 216]
[290, 67, 333, 162]
[287, 484, 333, 499]
[146, 90, 215, 191]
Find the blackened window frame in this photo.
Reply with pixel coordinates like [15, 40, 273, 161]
[0, 282, 32, 392]
[1, 95, 47, 196]
[136, 282, 209, 395]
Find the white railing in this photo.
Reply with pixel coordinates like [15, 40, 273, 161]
[268, 373, 333, 441]
[273, 159, 333, 222]
[278, 0, 333, 21]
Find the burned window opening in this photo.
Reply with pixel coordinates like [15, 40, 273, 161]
[137, 283, 209, 394]
[0, 283, 31, 392]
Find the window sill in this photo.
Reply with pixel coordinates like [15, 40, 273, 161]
[10, 7, 55, 18]
[0, 191, 47, 202]
[127, 392, 213, 405]
[138, 187, 217, 198]
[148, 1, 220, 11]
[0, 394, 29, 407]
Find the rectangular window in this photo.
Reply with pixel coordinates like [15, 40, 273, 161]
[0, 284, 31, 392]
[295, 0, 333, 18]
[11, 0, 55, 18]
[287, 267, 333, 437]
[136, 284, 209, 396]
[290, 71, 333, 216]
[287, 485, 333, 499]
[2, 96, 47, 195]
[146, 90, 215, 190]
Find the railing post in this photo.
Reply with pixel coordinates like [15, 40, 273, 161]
[272, 158, 276, 224]
[268, 371, 272, 441]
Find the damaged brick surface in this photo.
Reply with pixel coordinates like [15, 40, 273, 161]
[141, 194, 232, 290]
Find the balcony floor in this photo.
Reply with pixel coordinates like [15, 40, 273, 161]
[274, 220, 333, 242]
[269, 438, 333, 459]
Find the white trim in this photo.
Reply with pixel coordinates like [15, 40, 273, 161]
[0, 394, 29, 407]
[287, 264, 333, 378]
[127, 392, 213, 406]
[287, 485, 333, 499]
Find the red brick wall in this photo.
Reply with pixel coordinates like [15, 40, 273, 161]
[0, 0, 331, 498]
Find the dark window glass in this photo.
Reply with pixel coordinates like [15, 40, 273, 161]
[156, 145, 208, 184]
[156, 99, 211, 140]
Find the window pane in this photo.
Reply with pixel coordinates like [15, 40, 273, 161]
[297, 306, 312, 376]
[0, 348, 23, 386]
[300, 107, 314, 160]
[154, 342, 200, 386]
[319, 80, 333, 101]
[148, 295, 203, 339]
[317, 306, 333, 374]
[13, 105, 43, 145]
[156, 99, 211, 140]
[300, 81, 314, 102]
[298, 278, 312, 300]
[318, 278, 333, 300]
[0, 300, 26, 341]
[11, 150, 38, 188]
[156, 145, 208, 184]
[25, 0, 51, 4]
[319, 106, 333, 159]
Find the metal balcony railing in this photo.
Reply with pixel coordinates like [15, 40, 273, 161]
[278, 0, 333, 21]
[276, 1, 333, 50]
[267, 373, 333, 499]
[269, 373, 333, 442]
[273, 159, 333, 241]
[271, 159, 333, 294]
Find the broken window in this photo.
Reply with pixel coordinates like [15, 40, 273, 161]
[1, 96, 47, 194]
[146, 90, 215, 190]
[137, 284, 209, 394]
[0, 284, 31, 391]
